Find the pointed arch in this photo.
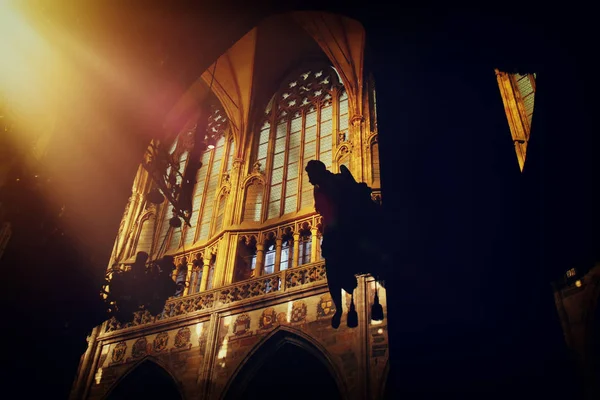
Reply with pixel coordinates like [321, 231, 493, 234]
[242, 180, 264, 223]
[292, 12, 366, 119]
[130, 211, 156, 257]
[102, 356, 183, 400]
[220, 326, 349, 400]
[250, 64, 345, 221]
[212, 189, 229, 235]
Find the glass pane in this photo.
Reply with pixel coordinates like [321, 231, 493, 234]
[291, 116, 302, 133]
[303, 141, 316, 159]
[306, 110, 317, 127]
[276, 122, 287, 139]
[287, 163, 299, 179]
[273, 152, 285, 169]
[372, 142, 380, 181]
[287, 146, 300, 164]
[320, 134, 332, 152]
[289, 131, 301, 149]
[321, 104, 332, 121]
[270, 183, 282, 201]
[305, 125, 317, 142]
[271, 167, 284, 185]
[285, 178, 298, 195]
[275, 137, 286, 153]
[320, 117, 333, 137]
[257, 143, 268, 160]
[320, 150, 332, 169]
[268, 200, 280, 220]
[284, 195, 297, 214]
[260, 126, 271, 144]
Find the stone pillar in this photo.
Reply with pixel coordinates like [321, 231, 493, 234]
[310, 226, 319, 263]
[274, 238, 283, 272]
[200, 257, 211, 292]
[292, 231, 300, 268]
[183, 264, 193, 296]
[213, 233, 230, 288]
[225, 158, 244, 226]
[255, 242, 265, 277]
[69, 325, 101, 400]
[350, 114, 365, 182]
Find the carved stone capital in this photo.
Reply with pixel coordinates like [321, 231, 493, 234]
[350, 114, 364, 125]
[233, 158, 244, 169]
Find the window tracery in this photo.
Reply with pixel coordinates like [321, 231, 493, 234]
[254, 67, 347, 222]
[151, 103, 232, 256]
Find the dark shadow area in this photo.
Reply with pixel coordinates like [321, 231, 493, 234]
[106, 360, 182, 400]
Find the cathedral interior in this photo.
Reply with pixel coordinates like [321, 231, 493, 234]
[0, 2, 597, 400]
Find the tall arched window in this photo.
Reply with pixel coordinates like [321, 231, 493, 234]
[198, 135, 226, 241]
[176, 105, 231, 247]
[255, 67, 347, 221]
[156, 137, 189, 256]
[371, 140, 380, 182]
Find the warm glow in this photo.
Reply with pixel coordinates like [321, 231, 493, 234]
[286, 300, 293, 323]
[575, 280, 582, 288]
[94, 368, 103, 384]
[377, 328, 383, 334]
[0, 1, 61, 151]
[195, 322, 203, 338]
[371, 319, 383, 325]
[217, 336, 228, 359]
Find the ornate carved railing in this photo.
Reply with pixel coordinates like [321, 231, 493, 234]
[105, 260, 327, 333]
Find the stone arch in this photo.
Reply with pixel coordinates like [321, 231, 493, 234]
[102, 356, 183, 400]
[220, 326, 349, 400]
[128, 211, 156, 258]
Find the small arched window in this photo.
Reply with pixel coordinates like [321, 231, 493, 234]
[206, 255, 216, 290]
[243, 181, 264, 222]
[213, 193, 227, 234]
[136, 216, 154, 255]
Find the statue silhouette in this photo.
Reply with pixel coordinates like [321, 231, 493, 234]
[305, 160, 387, 328]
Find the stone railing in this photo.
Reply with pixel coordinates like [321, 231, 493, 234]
[105, 260, 327, 333]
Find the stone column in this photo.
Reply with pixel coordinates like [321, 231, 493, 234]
[255, 242, 265, 277]
[225, 158, 244, 226]
[310, 226, 319, 263]
[183, 264, 193, 296]
[350, 114, 365, 182]
[292, 231, 300, 268]
[200, 257, 211, 291]
[274, 238, 283, 272]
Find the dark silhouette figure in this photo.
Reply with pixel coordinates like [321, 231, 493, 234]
[305, 160, 387, 328]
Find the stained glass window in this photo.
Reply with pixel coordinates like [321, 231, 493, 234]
[198, 136, 225, 240]
[254, 67, 347, 221]
[372, 141, 380, 182]
[177, 103, 231, 246]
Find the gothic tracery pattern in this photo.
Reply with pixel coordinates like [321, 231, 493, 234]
[255, 67, 349, 221]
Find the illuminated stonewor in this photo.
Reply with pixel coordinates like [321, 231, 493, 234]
[70, 13, 388, 400]
[495, 70, 536, 171]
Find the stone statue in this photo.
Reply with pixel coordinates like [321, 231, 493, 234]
[305, 160, 387, 328]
